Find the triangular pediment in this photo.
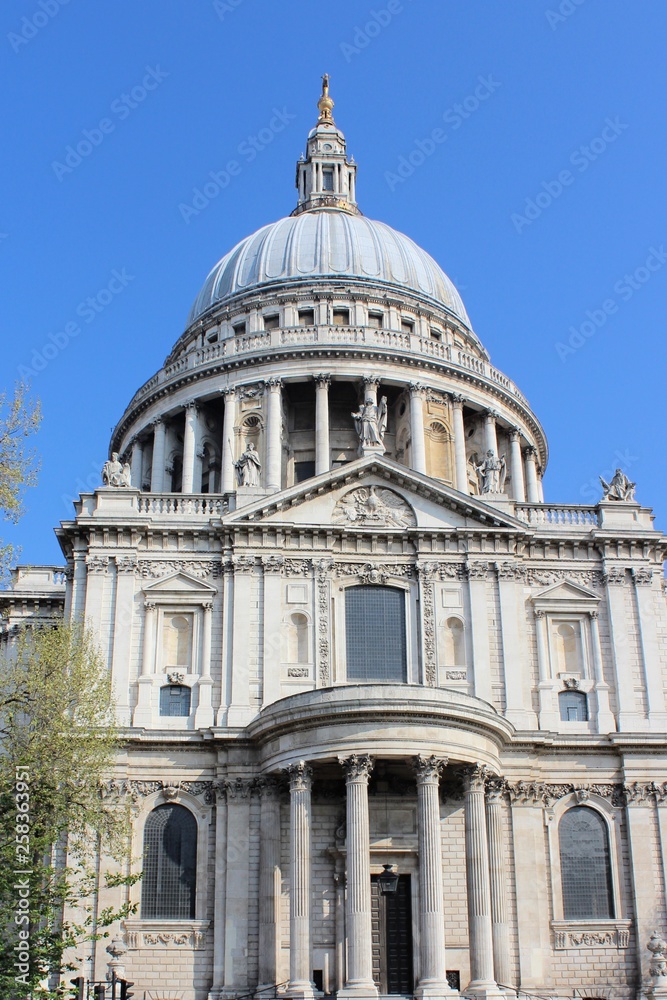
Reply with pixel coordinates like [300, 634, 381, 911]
[224, 456, 527, 532]
[143, 571, 216, 595]
[531, 578, 600, 610]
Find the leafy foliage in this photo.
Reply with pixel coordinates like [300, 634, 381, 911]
[0, 382, 41, 582]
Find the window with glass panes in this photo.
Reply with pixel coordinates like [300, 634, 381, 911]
[345, 586, 407, 682]
[142, 805, 197, 919]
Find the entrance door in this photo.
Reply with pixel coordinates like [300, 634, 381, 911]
[370, 874, 414, 994]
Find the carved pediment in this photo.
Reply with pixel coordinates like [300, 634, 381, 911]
[332, 486, 416, 528]
[531, 578, 600, 613]
[142, 570, 217, 601]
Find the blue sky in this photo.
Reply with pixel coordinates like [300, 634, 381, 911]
[2, 1, 667, 567]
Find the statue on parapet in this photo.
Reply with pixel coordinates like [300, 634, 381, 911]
[600, 468, 636, 502]
[235, 442, 262, 487]
[352, 395, 387, 451]
[102, 452, 132, 488]
[476, 449, 506, 494]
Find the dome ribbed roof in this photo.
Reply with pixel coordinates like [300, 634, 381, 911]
[187, 210, 471, 329]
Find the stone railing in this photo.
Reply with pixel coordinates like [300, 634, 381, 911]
[515, 504, 599, 528]
[136, 493, 229, 516]
[126, 325, 530, 411]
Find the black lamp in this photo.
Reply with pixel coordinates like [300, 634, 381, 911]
[377, 863, 399, 894]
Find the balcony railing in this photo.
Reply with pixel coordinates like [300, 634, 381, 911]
[515, 504, 599, 528]
[136, 493, 229, 516]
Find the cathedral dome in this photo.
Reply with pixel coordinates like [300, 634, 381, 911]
[186, 210, 471, 330]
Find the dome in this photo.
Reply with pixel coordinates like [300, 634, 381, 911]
[186, 210, 471, 329]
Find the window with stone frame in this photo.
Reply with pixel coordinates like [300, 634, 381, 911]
[142, 804, 197, 919]
[161, 613, 194, 672]
[551, 619, 584, 676]
[559, 806, 614, 919]
[159, 684, 191, 717]
[345, 585, 407, 682]
[558, 689, 588, 722]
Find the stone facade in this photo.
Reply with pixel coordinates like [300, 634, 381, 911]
[2, 81, 666, 1000]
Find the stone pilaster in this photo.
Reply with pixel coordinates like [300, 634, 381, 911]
[483, 410, 499, 458]
[485, 779, 513, 990]
[508, 429, 525, 502]
[338, 754, 378, 999]
[258, 776, 282, 990]
[150, 417, 166, 492]
[221, 388, 237, 493]
[287, 762, 316, 1000]
[314, 374, 331, 475]
[133, 599, 156, 726]
[464, 766, 502, 998]
[409, 382, 427, 474]
[534, 610, 558, 730]
[523, 446, 539, 503]
[182, 399, 199, 493]
[194, 601, 214, 728]
[588, 610, 615, 731]
[130, 436, 144, 490]
[413, 755, 456, 998]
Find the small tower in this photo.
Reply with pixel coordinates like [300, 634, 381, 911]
[292, 74, 360, 216]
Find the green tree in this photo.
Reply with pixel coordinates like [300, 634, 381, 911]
[0, 622, 139, 999]
[0, 381, 41, 582]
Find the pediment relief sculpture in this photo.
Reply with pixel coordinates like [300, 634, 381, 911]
[332, 485, 416, 528]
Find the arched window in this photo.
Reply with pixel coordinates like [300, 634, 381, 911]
[142, 804, 197, 919]
[559, 689, 588, 722]
[345, 586, 407, 682]
[286, 612, 309, 663]
[442, 617, 465, 666]
[559, 806, 613, 919]
[160, 685, 191, 717]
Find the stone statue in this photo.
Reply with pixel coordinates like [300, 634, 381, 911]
[102, 452, 132, 488]
[600, 468, 636, 502]
[235, 442, 261, 487]
[352, 395, 387, 451]
[475, 450, 506, 494]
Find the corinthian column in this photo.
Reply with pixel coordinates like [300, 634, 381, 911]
[258, 776, 282, 990]
[451, 394, 468, 494]
[314, 374, 331, 475]
[266, 378, 283, 490]
[483, 410, 499, 457]
[287, 762, 316, 1000]
[508, 429, 526, 502]
[464, 766, 502, 998]
[339, 755, 377, 999]
[485, 779, 512, 990]
[524, 447, 539, 503]
[409, 383, 427, 474]
[221, 388, 237, 493]
[182, 400, 199, 493]
[413, 756, 455, 998]
[150, 418, 166, 492]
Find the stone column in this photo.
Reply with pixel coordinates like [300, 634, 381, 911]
[588, 610, 615, 731]
[287, 762, 316, 1000]
[451, 394, 468, 494]
[339, 755, 377, 999]
[524, 447, 539, 503]
[133, 600, 156, 726]
[485, 779, 513, 990]
[210, 783, 228, 996]
[508, 429, 526, 502]
[632, 569, 667, 730]
[483, 410, 499, 457]
[150, 418, 166, 492]
[221, 388, 237, 493]
[194, 601, 214, 728]
[534, 610, 558, 730]
[266, 378, 283, 490]
[464, 765, 502, 998]
[182, 400, 199, 493]
[604, 567, 641, 730]
[413, 755, 454, 998]
[410, 382, 427, 474]
[314, 374, 331, 475]
[130, 437, 144, 489]
[258, 776, 282, 990]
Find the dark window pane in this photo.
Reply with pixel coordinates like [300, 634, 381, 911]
[559, 690, 588, 721]
[142, 805, 197, 919]
[559, 807, 613, 919]
[322, 169, 334, 191]
[159, 685, 191, 717]
[345, 586, 407, 682]
[295, 461, 316, 483]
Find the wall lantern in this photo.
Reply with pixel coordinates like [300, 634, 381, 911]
[377, 864, 399, 894]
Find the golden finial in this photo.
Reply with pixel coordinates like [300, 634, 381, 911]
[317, 72, 335, 123]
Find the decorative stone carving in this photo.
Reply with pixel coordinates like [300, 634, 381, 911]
[475, 450, 506, 494]
[261, 554, 284, 572]
[236, 382, 264, 400]
[504, 780, 628, 808]
[287, 760, 312, 790]
[288, 667, 309, 677]
[418, 566, 437, 686]
[137, 560, 222, 579]
[496, 561, 526, 581]
[102, 452, 132, 488]
[233, 554, 257, 572]
[563, 677, 580, 689]
[552, 921, 631, 950]
[124, 923, 209, 950]
[335, 561, 414, 585]
[166, 670, 185, 684]
[315, 558, 334, 686]
[445, 669, 467, 681]
[339, 754, 374, 781]
[633, 567, 654, 586]
[648, 931, 667, 985]
[235, 442, 262, 486]
[604, 566, 627, 586]
[116, 555, 138, 574]
[352, 383, 387, 455]
[101, 778, 215, 805]
[283, 558, 313, 576]
[413, 755, 447, 782]
[600, 468, 636, 501]
[465, 561, 489, 580]
[332, 485, 416, 528]
[86, 555, 108, 574]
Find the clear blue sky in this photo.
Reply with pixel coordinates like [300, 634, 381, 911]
[2, 1, 667, 567]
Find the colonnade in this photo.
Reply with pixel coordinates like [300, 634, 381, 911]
[278, 756, 508, 999]
[130, 377, 543, 502]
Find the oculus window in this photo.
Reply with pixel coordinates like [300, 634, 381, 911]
[142, 804, 197, 919]
[345, 585, 407, 682]
[559, 806, 613, 919]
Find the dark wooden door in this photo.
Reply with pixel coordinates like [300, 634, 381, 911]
[370, 874, 414, 994]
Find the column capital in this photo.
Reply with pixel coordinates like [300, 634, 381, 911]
[257, 773, 283, 800]
[339, 754, 374, 782]
[287, 760, 312, 791]
[462, 762, 494, 793]
[202, 601, 214, 614]
[184, 398, 199, 411]
[265, 376, 283, 389]
[484, 775, 508, 803]
[523, 444, 537, 459]
[588, 609, 600, 620]
[362, 375, 381, 387]
[413, 754, 447, 783]
[221, 385, 237, 398]
[313, 372, 331, 386]
[450, 392, 465, 408]
[484, 408, 499, 421]
[509, 426, 521, 441]
[150, 416, 163, 429]
[144, 600, 157, 612]
[534, 609, 546, 619]
[409, 380, 428, 397]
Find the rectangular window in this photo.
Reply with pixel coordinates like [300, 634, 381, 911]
[299, 309, 315, 326]
[430, 328, 442, 341]
[295, 460, 316, 483]
[400, 318, 414, 335]
[345, 586, 407, 682]
[368, 312, 383, 329]
[322, 168, 334, 191]
[233, 321, 246, 336]
[263, 314, 280, 331]
[333, 308, 350, 326]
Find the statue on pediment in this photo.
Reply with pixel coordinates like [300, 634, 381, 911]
[600, 468, 636, 502]
[102, 452, 132, 488]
